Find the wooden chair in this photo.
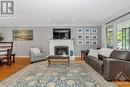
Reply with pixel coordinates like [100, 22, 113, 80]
[0, 49, 12, 66]
[0, 42, 15, 66]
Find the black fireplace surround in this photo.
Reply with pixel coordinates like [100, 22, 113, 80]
[55, 46, 69, 55]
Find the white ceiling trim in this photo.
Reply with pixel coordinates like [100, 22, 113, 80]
[0, 24, 101, 27]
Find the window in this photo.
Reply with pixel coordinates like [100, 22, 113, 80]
[106, 26, 113, 48]
[117, 19, 130, 50]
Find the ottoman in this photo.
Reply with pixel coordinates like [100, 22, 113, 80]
[47, 55, 70, 64]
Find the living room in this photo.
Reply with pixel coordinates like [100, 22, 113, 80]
[0, 0, 130, 87]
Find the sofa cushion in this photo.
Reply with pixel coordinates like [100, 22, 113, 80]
[88, 49, 99, 58]
[110, 50, 130, 61]
[87, 55, 103, 69]
[99, 48, 114, 57]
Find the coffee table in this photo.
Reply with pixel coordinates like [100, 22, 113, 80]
[47, 55, 70, 64]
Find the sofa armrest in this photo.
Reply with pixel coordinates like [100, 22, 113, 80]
[103, 58, 130, 81]
[103, 58, 122, 81]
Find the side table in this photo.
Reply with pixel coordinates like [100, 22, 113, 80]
[81, 50, 89, 60]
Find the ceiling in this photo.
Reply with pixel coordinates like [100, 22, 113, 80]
[0, 0, 130, 26]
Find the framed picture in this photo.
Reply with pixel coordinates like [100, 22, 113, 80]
[84, 40, 90, 45]
[77, 28, 83, 33]
[91, 40, 98, 45]
[77, 40, 83, 45]
[84, 35, 90, 39]
[84, 28, 90, 33]
[77, 34, 83, 39]
[13, 30, 33, 41]
[91, 34, 98, 39]
[91, 28, 98, 33]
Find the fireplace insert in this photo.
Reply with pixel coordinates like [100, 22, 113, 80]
[55, 46, 69, 55]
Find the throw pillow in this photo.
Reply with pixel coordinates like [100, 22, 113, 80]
[88, 49, 99, 58]
[98, 48, 114, 57]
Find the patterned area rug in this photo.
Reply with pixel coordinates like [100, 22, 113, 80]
[0, 61, 118, 87]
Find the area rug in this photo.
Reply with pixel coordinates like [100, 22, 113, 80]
[0, 61, 118, 87]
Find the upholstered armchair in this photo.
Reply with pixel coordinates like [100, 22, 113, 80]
[30, 48, 46, 63]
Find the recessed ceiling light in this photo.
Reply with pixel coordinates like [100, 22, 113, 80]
[72, 18, 75, 21]
[47, 18, 51, 22]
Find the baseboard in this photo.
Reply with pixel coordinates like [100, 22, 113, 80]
[15, 56, 81, 59]
[15, 56, 30, 58]
[75, 56, 81, 58]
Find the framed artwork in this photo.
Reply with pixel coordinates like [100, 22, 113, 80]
[91, 34, 98, 39]
[77, 34, 83, 39]
[91, 28, 98, 33]
[91, 40, 98, 45]
[77, 28, 83, 33]
[13, 30, 33, 41]
[84, 40, 90, 45]
[84, 28, 90, 33]
[77, 40, 83, 45]
[84, 35, 90, 39]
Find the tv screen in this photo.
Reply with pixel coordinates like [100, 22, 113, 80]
[53, 28, 71, 39]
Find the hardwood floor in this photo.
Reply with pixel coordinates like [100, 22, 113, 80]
[0, 57, 129, 87]
[0, 57, 30, 81]
[115, 81, 130, 87]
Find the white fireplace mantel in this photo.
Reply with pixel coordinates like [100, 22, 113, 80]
[49, 39, 75, 60]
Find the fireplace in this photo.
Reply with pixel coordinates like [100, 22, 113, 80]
[49, 39, 75, 60]
[55, 46, 69, 55]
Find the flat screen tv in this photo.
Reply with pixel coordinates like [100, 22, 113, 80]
[53, 28, 71, 39]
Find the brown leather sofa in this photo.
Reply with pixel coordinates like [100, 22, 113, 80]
[85, 50, 130, 81]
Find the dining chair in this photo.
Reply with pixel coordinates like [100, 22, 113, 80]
[0, 49, 12, 67]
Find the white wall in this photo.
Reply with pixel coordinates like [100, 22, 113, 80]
[101, 23, 107, 47]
